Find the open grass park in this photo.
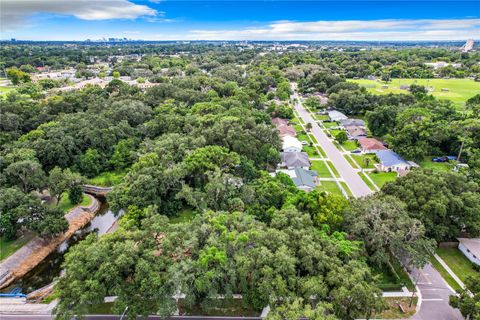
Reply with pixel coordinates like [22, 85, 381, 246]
[350, 78, 480, 107]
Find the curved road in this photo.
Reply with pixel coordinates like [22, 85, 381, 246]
[291, 90, 373, 198]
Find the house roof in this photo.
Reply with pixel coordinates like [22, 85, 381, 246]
[458, 238, 480, 258]
[346, 126, 367, 137]
[280, 152, 310, 168]
[376, 150, 409, 167]
[282, 136, 302, 151]
[328, 110, 347, 121]
[340, 119, 365, 127]
[357, 137, 387, 151]
[277, 124, 296, 137]
[277, 168, 318, 188]
[272, 118, 289, 126]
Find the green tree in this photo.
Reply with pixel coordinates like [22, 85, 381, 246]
[5, 160, 46, 193]
[344, 195, 435, 267]
[78, 148, 102, 178]
[335, 131, 348, 145]
[382, 170, 480, 242]
[267, 298, 338, 320]
[449, 275, 480, 320]
[68, 184, 83, 205]
[327, 260, 387, 320]
[6, 67, 31, 85]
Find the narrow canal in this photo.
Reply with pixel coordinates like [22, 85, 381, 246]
[1, 202, 118, 294]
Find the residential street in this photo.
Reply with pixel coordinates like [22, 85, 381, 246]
[291, 89, 373, 198]
[411, 263, 463, 320]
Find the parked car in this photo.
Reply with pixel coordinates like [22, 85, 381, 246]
[301, 141, 308, 145]
[432, 156, 457, 162]
[351, 149, 362, 154]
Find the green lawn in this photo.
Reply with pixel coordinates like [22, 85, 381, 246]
[419, 157, 455, 172]
[340, 181, 353, 197]
[56, 193, 92, 213]
[322, 121, 337, 129]
[359, 172, 377, 190]
[297, 132, 309, 142]
[436, 247, 478, 283]
[0, 86, 15, 94]
[307, 133, 318, 144]
[316, 181, 342, 196]
[303, 146, 319, 158]
[169, 208, 197, 224]
[344, 155, 358, 168]
[351, 154, 378, 169]
[430, 255, 462, 292]
[326, 161, 340, 178]
[88, 170, 127, 187]
[0, 232, 35, 261]
[293, 124, 303, 133]
[314, 114, 329, 121]
[350, 78, 480, 107]
[368, 172, 397, 188]
[371, 257, 414, 292]
[341, 140, 359, 151]
[311, 160, 333, 178]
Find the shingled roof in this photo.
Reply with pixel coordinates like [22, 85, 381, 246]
[280, 152, 310, 168]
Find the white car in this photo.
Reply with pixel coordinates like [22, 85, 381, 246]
[301, 141, 309, 145]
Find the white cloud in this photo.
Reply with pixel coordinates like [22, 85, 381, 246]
[1, 0, 157, 31]
[187, 19, 480, 41]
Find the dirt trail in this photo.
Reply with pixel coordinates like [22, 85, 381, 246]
[0, 195, 100, 289]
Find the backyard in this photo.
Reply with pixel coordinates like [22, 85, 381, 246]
[350, 78, 480, 107]
[419, 157, 456, 172]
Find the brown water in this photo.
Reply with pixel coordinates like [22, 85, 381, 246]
[1, 202, 118, 294]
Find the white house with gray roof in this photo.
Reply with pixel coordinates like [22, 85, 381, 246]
[458, 238, 480, 266]
[282, 136, 303, 153]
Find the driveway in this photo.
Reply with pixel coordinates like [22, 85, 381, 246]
[411, 263, 463, 320]
[291, 91, 373, 198]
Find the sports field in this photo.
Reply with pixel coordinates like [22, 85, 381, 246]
[350, 78, 480, 107]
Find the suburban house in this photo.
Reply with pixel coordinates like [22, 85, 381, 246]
[279, 152, 310, 169]
[328, 110, 348, 122]
[357, 137, 387, 153]
[340, 119, 365, 128]
[345, 126, 367, 139]
[282, 136, 303, 153]
[457, 238, 480, 266]
[277, 124, 297, 138]
[276, 168, 319, 191]
[375, 150, 412, 172]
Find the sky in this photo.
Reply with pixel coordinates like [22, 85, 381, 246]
[1, 0, 480, 41]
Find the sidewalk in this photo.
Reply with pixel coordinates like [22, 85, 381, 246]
[433, 254, 466, 290]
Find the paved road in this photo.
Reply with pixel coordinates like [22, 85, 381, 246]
[291, 91, 373, 198]
[411, 263, 463, 320]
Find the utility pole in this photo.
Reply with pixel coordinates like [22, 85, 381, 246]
[457, 140, 464, 162]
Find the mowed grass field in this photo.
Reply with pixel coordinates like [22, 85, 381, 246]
[349, 78, 480, 106]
